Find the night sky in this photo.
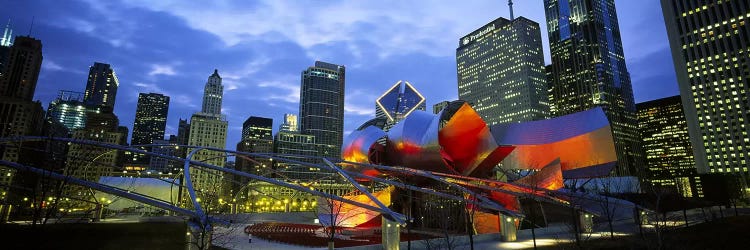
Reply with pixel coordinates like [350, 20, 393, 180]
[2, 0, 678, 149]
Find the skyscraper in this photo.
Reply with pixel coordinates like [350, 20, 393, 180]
[637, 96, 696, 190]
[457, 16, 549, 125]
[545, 65, 556, 115]
[545, 0, 641, 176]
[375, 80, 426, 130]
[83, 62, 119, 111]
[237, 116, 273, 169]
[175, 118, 190, 156]
[299, 61, 345, 158]
[0, 36, 43, 101]
[661, 0, 750, 176]
[149, 136, 177, 173]
[279, 114, 298, 132]
[241, 116, 273, 141]
[433, 101, 450, 114]
[46, 90, 88, 132]
[187, 70, 228, 200]
[0, 35, 44, 200]
[131, 93, 170, 164]
[62, 62, 127, 207]
[274, 114, 322, 180]
[202, 69, 223, 115]
[235, 116, 273, 189]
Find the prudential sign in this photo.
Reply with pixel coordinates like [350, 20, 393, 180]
[462, 24, 496, 46]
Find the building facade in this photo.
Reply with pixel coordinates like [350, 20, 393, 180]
[0, 35, 44, 202]
[149, 136, 177, 173]
[375, 80, 426, 130]
[544, 0, 641, 176]
[175, 118, 190, 156]
[236, 116, 273, 177]
[202, 69, 223, 115]
[457, 16, 549, 125]
[274, 114, 323, 181]
[433, 101, 450, 114]
[64, 104, 126, 205]
[131, 92, 170, 164]
[637, 96, 696, 189]
[299, 61, 345, 158]
[661, 0, 750, 176]
[83, 62, 119, 111]
[279, 114, 298, 132]
[46, 90, 87, 132]
[0, 36, 42, 101]
[187, 70, 228, 201]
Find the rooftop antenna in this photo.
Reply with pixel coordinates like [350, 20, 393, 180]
[28, 16, 34, 36]
[1, 19, 12, 46]
[508, 0, 515, 21]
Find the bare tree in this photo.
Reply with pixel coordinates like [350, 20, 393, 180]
[419, 199, 460, 250]
[314, 188, 370, 250]
[596, 177, 621, 239]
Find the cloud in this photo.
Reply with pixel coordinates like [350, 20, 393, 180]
[221, 57, 271, 91]
[60, 18, 96, 34]
[133, 82, 165, 93]
[41, 59, 86, 74]
[172, 94, 198, 108]
[42, 60, 65, 71]
[256, 74, 300, 103]
[343, 89, 377, 116]
[110, 0, 509, 60]
[344, 102, 374, 116]
[148, 64, 178, 76]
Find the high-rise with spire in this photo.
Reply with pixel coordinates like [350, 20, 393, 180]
[544, 0, 642, 176]
[187, 69, 228, 202]
[0, 35, 42, 101]
[202, 69, 223, 115]
[0, 20, 12, 47]
[456, 12, 549, 125]
[0, 33, 45, 204]
[0, 20, 12, 77]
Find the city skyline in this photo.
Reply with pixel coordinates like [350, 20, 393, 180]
[2, 0, 678, 150]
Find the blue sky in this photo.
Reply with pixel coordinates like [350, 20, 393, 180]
[3, 0, 678, 149]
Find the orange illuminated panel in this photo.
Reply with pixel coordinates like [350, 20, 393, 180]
[439, 103, 506, 176]
[501, 126, 616, 173]
[317, 186, 394, 228]
[488, 191, 520, 212]
[342, 136, 369, 163]
[473, 210, 500, 234]
[514, 160, 564, 191]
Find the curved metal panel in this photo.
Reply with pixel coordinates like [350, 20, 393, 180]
[439, 102, 510, 177]
[490, 107, 610, 145]
[341, 126, 387, 179]
[385, 110, 452, 173]
[500, 125, 617, 174]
